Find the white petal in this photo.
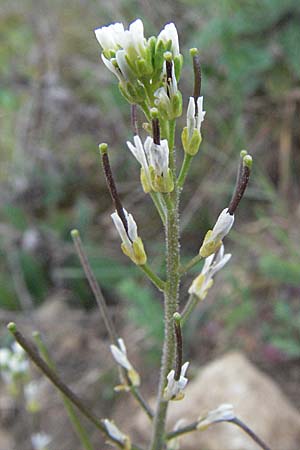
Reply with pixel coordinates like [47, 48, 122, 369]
[211, 208, 234, 242]
[144, 136, 153, 160]
[0, 349, 11, 365]
[94, 22, 124, 51]
[158, 23, 180, 56]
[196, 96, 206, 131]
[31, 432, 51, 450]
[180, 361, 189, 377]
[126, 135, 150, 175]
[110, 344, 132, 371]
[210, 253, 231, 277]
[111, 211, 132, 250]
[187, 97, 195, 120]
[117, 338, 127, 355]
[104, 419, 126, 443]
[199, 403, 235, 427]
[127, 213, 138, 242]
[201, 254, 215, 276]
[101, 54, 122, 81]
[115, 49, 131, 80]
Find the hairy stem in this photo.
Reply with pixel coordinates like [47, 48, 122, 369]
[150, 189, 180, 450]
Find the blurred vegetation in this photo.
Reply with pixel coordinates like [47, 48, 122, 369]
[0, 0, 300, 361]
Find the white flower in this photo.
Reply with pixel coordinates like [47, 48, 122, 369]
[164, 361, 189, 401]
[95, 22, 125, 53]
[110, 338, 140, 387]
[158, 23, 180, 56]
[210, 208, 234, 242]
[0, 343, 29, 384]
[197, 404, 235, 430]
[31, 432, 51, 450]
[154, 60, 179, 117]
[110, 338, 132, 371]
[187, 96, 206, 138]
[189, 245, 231, 300]
[144, 137, 169, 178]
[24, 380, 42, 412]
[111, 209, 146, 265]
[127, 135, 152, 191]
[104, 419, 131, 449]
[101, 55, 124, 82]
[122, 19, 146, 56]
[0, 348, 11, 366]
[200, 208, 234, 258]
[95, 19, 146, 58]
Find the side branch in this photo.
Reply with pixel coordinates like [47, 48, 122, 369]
[7, 323, 144, 450]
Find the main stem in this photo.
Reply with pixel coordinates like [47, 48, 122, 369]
[150, 120, 180, 450]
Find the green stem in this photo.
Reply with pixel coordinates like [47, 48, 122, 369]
[180, 294, 199, 326]
[150, 189, 180, 450]
[150, 192, 166, 225]
[33, 332, 95, 450]
[168, 119, 176, 172]
[140, 264, 166, 292]
[180, 253, 203, 275]
[177, 153, 193, 189]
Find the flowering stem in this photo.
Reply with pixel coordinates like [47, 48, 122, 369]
[180, 294, 198, 326]
[150, 180, 180, 450]
[177, 153, 193, 189]
[150, 192, 166, 224]
[180, 253, 203, 275]
[32, 332, 95, 450]
[140, 264, 166, 292]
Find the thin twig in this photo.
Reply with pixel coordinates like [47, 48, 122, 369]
[71, 229, 118, 343]
[229, 418, 272, 450]
[7, 323, 144, 450]
[100, 144, 128, 233]
[167, 417, 273, 450]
